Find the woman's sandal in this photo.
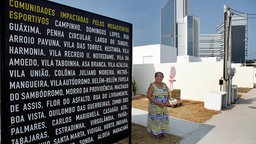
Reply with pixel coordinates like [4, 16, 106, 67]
[161, 133, 167, 138]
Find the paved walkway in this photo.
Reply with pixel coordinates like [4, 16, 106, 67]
[132, 88, 256, 144]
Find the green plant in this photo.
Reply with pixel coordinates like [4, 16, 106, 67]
[132, 79, 138, 95]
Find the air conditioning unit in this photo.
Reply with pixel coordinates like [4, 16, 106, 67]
[204, 91, 227, 110]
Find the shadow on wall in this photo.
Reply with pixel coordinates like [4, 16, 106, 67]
[132, 64, 156, 95]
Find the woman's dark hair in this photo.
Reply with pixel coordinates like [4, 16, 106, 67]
[155, 72, 164, 78]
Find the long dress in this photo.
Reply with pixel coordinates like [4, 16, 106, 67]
[147, 83, 170, 135]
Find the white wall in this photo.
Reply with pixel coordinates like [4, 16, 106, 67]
[232, 64, 255, 88]
[133, 44, 161, 64]
[177, 22, 186, 56]
[177, 55, 202, 63]
[133, 44, 177, 64]
[176, 0, 184, 23]
[254, 68, 256, 84]
[133, 62, 254, 101]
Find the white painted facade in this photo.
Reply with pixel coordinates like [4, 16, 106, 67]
[132, 44, 177, 64]
[133, 45, 220, 64]
[132, 62, 255, 101]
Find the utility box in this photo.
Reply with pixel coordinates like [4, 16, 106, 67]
[204, 91, 227, 110]
[232, 85, 238, 103]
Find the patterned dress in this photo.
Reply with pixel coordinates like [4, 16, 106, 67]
[147, 83, 170, 135]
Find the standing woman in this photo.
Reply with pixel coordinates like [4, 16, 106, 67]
[147, 72, 170, 140]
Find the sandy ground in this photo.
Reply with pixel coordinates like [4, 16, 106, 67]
[115, 123, 182, 144]
[115, 97, 218, 144]
[132, 96, 220, 123]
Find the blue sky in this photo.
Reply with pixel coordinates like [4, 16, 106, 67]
[50, 0, 256, 59]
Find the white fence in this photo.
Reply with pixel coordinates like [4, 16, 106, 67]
[133, 62, 255, 101]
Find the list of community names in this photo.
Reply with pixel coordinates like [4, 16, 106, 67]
[4, 0, 132, 143]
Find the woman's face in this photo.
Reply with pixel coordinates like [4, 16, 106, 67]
[155, 73, 163, 83]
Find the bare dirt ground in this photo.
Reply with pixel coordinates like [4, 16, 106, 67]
[115, 123, 182, 144]
[132, 97, 220, 123]
[115, 88, 252, 144]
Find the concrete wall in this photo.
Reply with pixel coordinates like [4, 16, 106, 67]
[133, 44, 177, 64]
[177, 55, 202, 62]
[133, 44, 161, 64]
[254, 68, 256, 84]
[232, 64, 255, 88]
[133, 62, 254, 101]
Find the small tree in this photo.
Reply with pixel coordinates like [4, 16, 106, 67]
[132, 79, 138, 95]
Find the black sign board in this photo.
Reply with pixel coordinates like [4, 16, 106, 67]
[1, 0, 132, 143]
